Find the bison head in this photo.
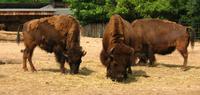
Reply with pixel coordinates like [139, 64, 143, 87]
[65, 47, 86, 74]
[106, 44, 134, 82]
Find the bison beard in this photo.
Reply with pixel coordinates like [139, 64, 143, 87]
[100, 44, 134, 82]
[17, 15, 86, 74]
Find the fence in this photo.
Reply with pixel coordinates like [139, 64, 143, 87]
[192, 23, 200, 40]
[82, 23, 106, 38]
[82, 22, 200, 40]
[179, 20, 200, 40]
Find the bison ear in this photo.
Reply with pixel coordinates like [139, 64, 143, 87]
[64, 32, 68, 37]
[82, 50, 87, 56]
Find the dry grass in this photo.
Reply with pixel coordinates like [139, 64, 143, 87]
[0, 36, 200, 95]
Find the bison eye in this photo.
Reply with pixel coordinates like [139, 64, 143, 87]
[113, 63, 118, 67]
[64, 32, 68, 37]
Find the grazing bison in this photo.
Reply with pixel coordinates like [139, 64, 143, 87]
[131, 19, 195, 70]
[100, 14, 139, 82]
[17, 15, 86, 74]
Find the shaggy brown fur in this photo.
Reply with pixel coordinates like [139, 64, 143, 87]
[17, 15, 86, 74]
[131, 19, 195, 70]
[100, 15, 137, 82]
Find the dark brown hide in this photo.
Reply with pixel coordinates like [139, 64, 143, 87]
[18, 15, 86, 74]
[131, 19, 195, 69]
[100, 14, 136, 82]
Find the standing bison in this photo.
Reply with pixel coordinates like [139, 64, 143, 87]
[100, 15, 139, 82]
[17, 15, 86, 74]
[131, 19, 195, 70]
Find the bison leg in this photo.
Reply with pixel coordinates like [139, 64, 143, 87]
[138, 56, 148, 66]
[177, 49, 188, 70]
[176, 38, 189, 70]
[149, 55, 156, 66]
[54, 49, 66, 73]
[27, 47, 37, 72]
[127, 58, 133, 74]
[60, 61, 65, 73]
[127, 66, 132, 74]
[147, 47, 156, 66]
[55, 56, 66, 73]
[22, 48, 28, 71]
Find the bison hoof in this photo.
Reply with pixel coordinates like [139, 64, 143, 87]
[148, 63, 156, 67]
[70, 71, 78, 74]
[181, 67, 190, 71]
[137, 62, 147, 66]
[23, 68, 28, 71]
[31, 68, 37, 72]
[128, 70, 132, 74]
[60, 69, 66, 74]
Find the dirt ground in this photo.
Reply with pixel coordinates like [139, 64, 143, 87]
[0, 36, 200, 95]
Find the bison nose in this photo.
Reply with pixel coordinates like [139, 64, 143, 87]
[116, 74, 126, 82]
[117, 74, 124, 78]
[70, 70, 79, 74]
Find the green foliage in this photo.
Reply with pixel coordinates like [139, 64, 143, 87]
[104, 0, 141, 21]
[168, 0, 189, 23]
[1, 0, 200, 26]
[133, 0, 171, 18]
[66, 0, 107, 24]
[186, 0, 200, 26]
[0, 0, 49, 3]
[3, 0, 199, 27]
[67, 0, 142, 24]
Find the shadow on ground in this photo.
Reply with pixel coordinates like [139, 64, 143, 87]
[124, 70, 150, 83]
[0, 74, 7, 78]
[159, 63, 200, 70]
[39, 68, 61, 73]
[134, 62, 200, 71]
[39, 67, 94, 76]
[0, 59, 21, 65]
[78, 67, 95, 76]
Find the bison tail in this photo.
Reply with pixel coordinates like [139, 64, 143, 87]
[16, 24, 23, 45]
[187, 27, 195, 49]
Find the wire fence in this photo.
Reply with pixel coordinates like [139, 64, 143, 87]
[193, 23, 200, 40]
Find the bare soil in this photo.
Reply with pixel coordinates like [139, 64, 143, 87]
[0, 36, 200, 95]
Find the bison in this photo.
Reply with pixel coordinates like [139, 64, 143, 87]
[100, 14, 139, 82]
[17, 15, 86, 74]
[131, 19, 195, 70]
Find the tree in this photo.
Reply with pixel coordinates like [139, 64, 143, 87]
[133, 0, 171, 18]
[0, 0, 49, 3]
[66, 0, 107, 25]
[66, 0, 141, 24]
[104, 0, 141, 22]
[185, 0, 200, 38]
[168, 0, 189, 23]
[186, 0, 200, 26]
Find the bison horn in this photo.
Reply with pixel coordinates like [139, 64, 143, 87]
[108, 47, 115, 55]
[129, 48, 135, 55]
[63, 53, 69, 58]
[82, 50, 87, 56]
